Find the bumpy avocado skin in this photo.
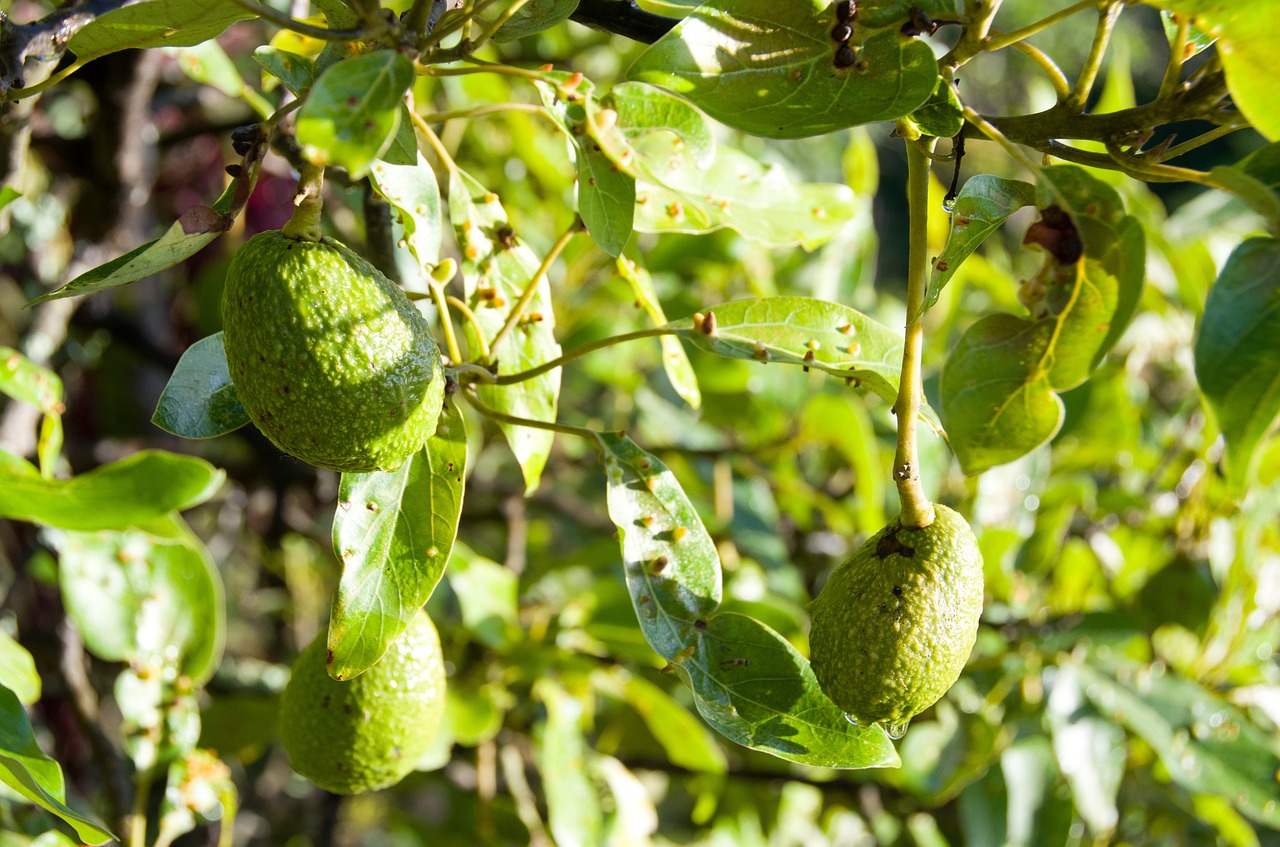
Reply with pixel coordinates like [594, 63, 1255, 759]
[222, 231, 443, 473]
[279, 612, 446, 795]
[808, 504, 984, 732]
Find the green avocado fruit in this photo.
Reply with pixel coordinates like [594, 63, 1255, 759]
[222, 231, 443, 473]
[808, 504, 984, 738]
[279, 611, 446, 795]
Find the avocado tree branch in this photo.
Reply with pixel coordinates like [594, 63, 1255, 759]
[569, 0, 678, 44]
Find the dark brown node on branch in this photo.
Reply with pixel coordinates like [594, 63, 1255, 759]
[1024, 205, 1083, 264]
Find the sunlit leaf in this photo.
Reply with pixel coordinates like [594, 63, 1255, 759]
[50, 514, 225, 685]
[253, 45, 315, 96]
[0, 450, 223, 531]
[0, 631, 40, 705]
[446, 543, 519, 650]
[925, 176, 1036, 315]
[594, 81, 716, 168]
[597, 433, 722, 661]
[616, 256, 700, 409]
[628, 0, 938, 138]
[1194, 236, 1280, 490]
[495, 0, 580, 42]
[370, 119, 444, 268]
[152, 333, 249, 439]
[449, 168, 562, 493]
[67, 0, 254, 63]
[296, 50, 414, 178]
[1047, 664, 1125, 836]
[172, 40, 246, 99]
[0, 346, 62, 415]
[328, 399, 466, 680]
[0, 688, 114, 844]
[911, 76, 964, 138]
[591, 667, 727, 773]
[536, 680, 604, 847]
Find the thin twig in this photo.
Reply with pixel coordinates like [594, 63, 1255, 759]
[231, 0, 388, 40]
[1066, 1, 1124, 110]
[492, 328, 671, 385]
[462, 387, 599, 440]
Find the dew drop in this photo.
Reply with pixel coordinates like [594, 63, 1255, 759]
[844, 713, 861, 727]
[941, 196, 956, 213]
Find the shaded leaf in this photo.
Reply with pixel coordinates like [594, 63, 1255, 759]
[68, 0, 254, 63]
[446, 543, 519, 650]
[495, 0, 580, 42]
[1194, 236, 1280, 490]
[597, 432, 722, 661]
[925, 176, 1036, 315]
[51, 514, 225, 685]
[591, 667, 727, 773]
[0, 631, 40, 705]
[616, 256, 700, 409]
[30, 181, 241, 304]
[253, 46, 315, 96]
[328, 399, 466, 680]
[152, 333, 249, 439]
[1075, 659, 1280, 829]
[0, 688, 114, 844]
[0, 450, 223, 532]
[296, 50, 414, 178]
[449, 168, 562, 492]
[671, 611, 901, 769]
[911, 76, 964, 138]
[628, 0, 938, 138]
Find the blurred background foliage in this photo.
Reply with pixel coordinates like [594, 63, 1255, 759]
[0, 0, 1277, 845]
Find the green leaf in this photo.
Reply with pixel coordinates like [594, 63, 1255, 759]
[628, 0, 938, 138]
[173, 40, 247, 99]
[616, 256, 700, 409]
[925, 176, 1037, 314]
[0, 185, 20, 214]
[595, 81, 716, 168]
[941, 167, 1146, 473]
[597, 432, 722, 661]
[591, 667, 727, 773]
[666, 297, 939, 428]
[668, 611, 901, 769]
[0, 450, 224, 531]
[494, 0, 580, 42]
[328, 399, 466, 680]
[446, 543, 520, 650]
[1047, 664, 1125, 836]
[0, 688, 114, 844]
[1074, 659, 1280, 830]
[0, 631, 40, 705]
[1209, 165, 1280, 236]
[449, 168, 562, 493]
[67, 0, 254, 63]
[370, 123, 444, 268]
[0, 346, 62, 415]
[910, 77, 964, 138]
[1189, 1, 1280, 140]
[29, 182, 238, 305]
[1194, 237, 1280, 490]
[536, 680, 604, 847]
[630, 138, 856, 250]
[51, 515, 226, 685]
[152, 333, 249, 439]
[252, 46, 315, 97]
[295, 50, 414, 179]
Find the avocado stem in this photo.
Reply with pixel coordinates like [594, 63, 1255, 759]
[282, 161, 325, 242]
[895, 139, 936, 529]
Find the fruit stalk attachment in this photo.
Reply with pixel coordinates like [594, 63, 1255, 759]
[894, 139, 936, 529]
[282, 161, 326, 242]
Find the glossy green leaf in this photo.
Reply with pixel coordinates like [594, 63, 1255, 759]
[1236, 140, 1280, 193]
[616, 256, 700, 409]
[495, 0, 580, 42]
[1175, 1, 1280, 140]
[1194, 237, 1280, 490]
[252, 46, 315, 96]
[370, 122, 444, 268]
[628, 0, 938, 138]
[0, 450, 223, 531]
[0, 346, 62, 414]
[595, 81, 716, 168]
[328, 399, 466, 680]
[666, 297, 928, 423]
[29, 182, 238, 305]
[31, 833, 80, 847]
[597, 432, 722, 661]
[0, 631, 39, 705]
[0, 687, 114, 844]
[925, 176, 1036, 314]
[673, 612, 900, 769]
[911, 77, 964, 138]
[537, 680, 604, 847]
[631, 138, 856, 250]
[67, 0, 254, 63]
[51, 514, 225, 685]
[1074, 659, 1280, 829]
[591, 667, 727, 773]
[942, 167, 1147, 473]
[296, 50, 414, 178]
[1160, 9, 1217, 59]
[152, 333, 249, 439]
[0, 448, 38, 479]
[449, 168, 562, 493]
